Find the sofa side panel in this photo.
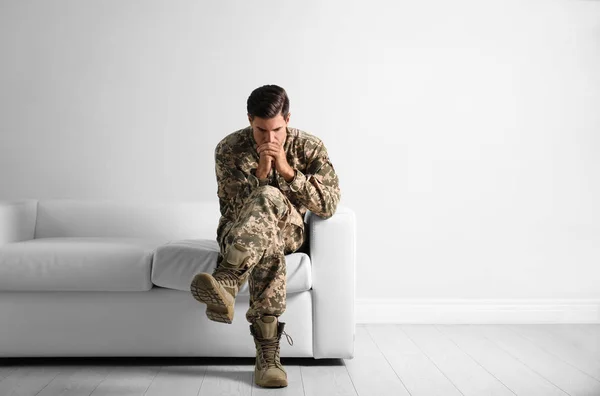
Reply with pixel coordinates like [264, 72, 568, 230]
[308, 205, 356, 359]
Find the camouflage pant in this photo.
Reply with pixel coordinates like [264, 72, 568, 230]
[218, 185, 305, 323]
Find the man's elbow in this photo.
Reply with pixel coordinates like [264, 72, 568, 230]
[315, 210, 334, 220]
[315, 197, 340, 219]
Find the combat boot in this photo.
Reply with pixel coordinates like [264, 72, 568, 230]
[190, 243, 252, 323]
[249, 315, 294, 388]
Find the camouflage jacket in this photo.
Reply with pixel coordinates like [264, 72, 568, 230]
[214, 125, 341, 244]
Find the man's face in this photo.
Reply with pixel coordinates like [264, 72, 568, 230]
[248, 113, 290, 148]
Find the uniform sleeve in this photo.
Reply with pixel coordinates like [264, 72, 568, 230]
[215, 143, 247, 241]
[277, 140, 341, 219]
[248, 168, 272, 189]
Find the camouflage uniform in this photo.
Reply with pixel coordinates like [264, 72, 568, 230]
[215, 125, 341, 323]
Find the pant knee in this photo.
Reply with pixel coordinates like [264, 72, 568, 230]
[249, 185, 287, 214]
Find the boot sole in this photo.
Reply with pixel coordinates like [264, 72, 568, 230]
[190, 273, 235, 324]
[255, 375, 288, 388]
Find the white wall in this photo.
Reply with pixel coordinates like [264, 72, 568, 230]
[1, 0, 600, 318]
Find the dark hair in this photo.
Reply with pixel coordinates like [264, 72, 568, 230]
[247, 85, 290, 120]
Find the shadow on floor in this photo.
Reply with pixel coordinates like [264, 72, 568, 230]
[0, 356, 345, 367]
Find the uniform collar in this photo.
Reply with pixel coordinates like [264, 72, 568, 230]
[246, 126, 258, 158]
[283, 126, 292, 151]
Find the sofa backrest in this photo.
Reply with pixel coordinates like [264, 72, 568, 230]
[34, 199, 221, 240]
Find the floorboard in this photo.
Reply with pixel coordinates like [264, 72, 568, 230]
[0, 325, 598, 395]
[401, 324, 515, 395]
[367, 324, 463, 396]
[436, 324, 568, 396]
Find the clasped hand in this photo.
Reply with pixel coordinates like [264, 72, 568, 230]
[256, 142, 292, 180]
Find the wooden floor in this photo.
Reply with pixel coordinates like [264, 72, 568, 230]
[1, 324, 599, 395]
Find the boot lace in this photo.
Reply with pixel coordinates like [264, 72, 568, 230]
[213, 265, 248, 287]
[257, 330, 294, 369]
[282, 329, 294, 346]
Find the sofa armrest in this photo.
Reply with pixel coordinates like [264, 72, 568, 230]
[307, 204, 356, 359]
[0, 200, 38, 247]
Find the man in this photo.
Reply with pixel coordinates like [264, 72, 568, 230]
[190, 84, 341, 388]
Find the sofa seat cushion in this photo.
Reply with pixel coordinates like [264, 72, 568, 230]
[0, 237, 165, 291]
[151, 239, 312, 294]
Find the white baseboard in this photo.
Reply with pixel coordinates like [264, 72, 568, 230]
[356, 298, 600, 324]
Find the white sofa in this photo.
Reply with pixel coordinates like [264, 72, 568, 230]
[0, 199, 356, 359]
